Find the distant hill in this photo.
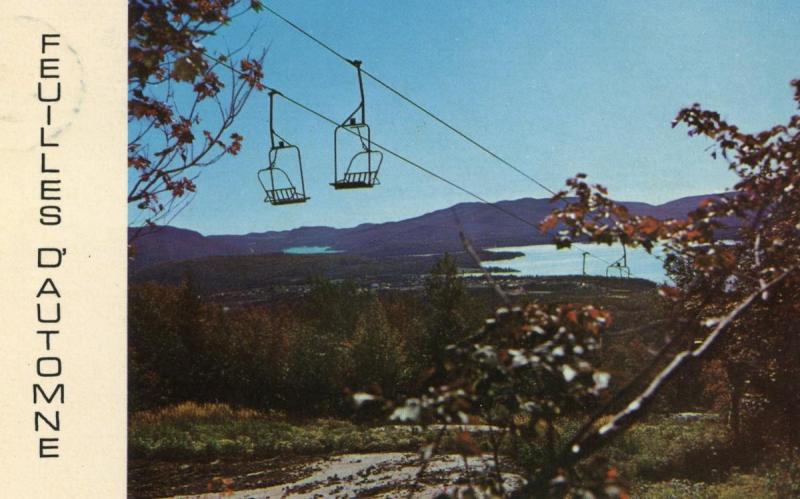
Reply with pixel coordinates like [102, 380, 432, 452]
[129, 193, 732, 272]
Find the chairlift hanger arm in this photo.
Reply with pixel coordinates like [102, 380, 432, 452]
[342, 59, 366, 126]
[268, 90, 294, 148]
[268, 90, 278, 148]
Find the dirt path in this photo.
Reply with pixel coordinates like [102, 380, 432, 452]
[162, 452, 522, 498]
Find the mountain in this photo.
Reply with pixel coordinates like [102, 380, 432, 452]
[129, 193, 731, 271]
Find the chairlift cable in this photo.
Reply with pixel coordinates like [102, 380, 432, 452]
[360, 68, 559, 196]
[270, 89, 614, 265]
[258, 7, 661, 269]
[273, 91, 538, 228]
[262, 4, 558, 196]
[203, 52, 613, 266]
[262, 4, 354, 66]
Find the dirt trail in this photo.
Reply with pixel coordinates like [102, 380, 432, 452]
[164, 452, 522, 498]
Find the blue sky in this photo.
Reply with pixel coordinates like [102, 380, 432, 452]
[129, 0, 800, 235]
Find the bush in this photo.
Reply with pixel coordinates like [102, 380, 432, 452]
[765, 457, 800, 498]
[130, 401, 264, 426]
[349, 296, 407, 398]
[637, 474, 775, 499]
[128, 403, 432, 460]
[603, 416, 729, 481]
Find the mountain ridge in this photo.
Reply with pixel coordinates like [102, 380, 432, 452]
[129, 193, 731, 271]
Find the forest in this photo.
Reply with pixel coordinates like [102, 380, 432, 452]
[127, 1, 799, 496]
[129, 80, 800, 495]
[130, 256, 489, 414]
[129, 247, 797, 497]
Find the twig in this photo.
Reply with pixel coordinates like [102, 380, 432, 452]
[407, 424, 448, 499]
[452, 208, 510, 306]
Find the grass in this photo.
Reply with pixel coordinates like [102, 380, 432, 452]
[130, 404, 729, 474]
[512, 413, 800, 497]
[635, 474, 776, 499]
[130, 403, 800, 497]
[603, 415, 729, 482]
[130, 402, 263, 426]
[596, 415, 799, 498]
[129, 402, 434, 460]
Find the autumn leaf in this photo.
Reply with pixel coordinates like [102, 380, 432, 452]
[638, 217, 661, 236]
[454, 432, 482, 457]
[540, 215, 558, 233]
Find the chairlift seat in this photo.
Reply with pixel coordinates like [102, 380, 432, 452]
[257, 146, 309, 206]
[258, 90, 310, 207]
[606, 261, 631, 278]
[264, 186, 309, 205]
[330, 170, 380, 189]
[332, 62, 383, 192]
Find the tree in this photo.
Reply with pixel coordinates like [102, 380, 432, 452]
[349, 296, 406, 398]
[128, 281, 199, 410]
[284, 278, 368, 414]
[552, 80, 800, 447]
[128, 0, 266, 226]
[358, 78, 799, 496]
[422, 254, 479, 372]
[302, 277, 366, 340]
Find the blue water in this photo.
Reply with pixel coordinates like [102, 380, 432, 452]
[483, 243, 669, 283]
[283, 246, 342, 254]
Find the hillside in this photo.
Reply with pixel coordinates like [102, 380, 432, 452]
[129, 193, 731, 271]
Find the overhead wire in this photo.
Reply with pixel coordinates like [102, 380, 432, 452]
[274, 89, 555, 233]
[262, 4, 558, 196]
[202, 13, 616, 264]
[199, 54, 546, 233]
[258, 6, 619, 266]
[204, 66, 615, 267]
[280, 84, 615, 265]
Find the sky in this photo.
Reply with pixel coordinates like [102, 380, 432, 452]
[129, 0, 800, 235]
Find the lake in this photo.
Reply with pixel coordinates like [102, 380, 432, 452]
[283, 246, 342, 254]
[481, 243, 669, 283]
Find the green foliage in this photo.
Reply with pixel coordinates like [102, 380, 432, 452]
[128, 281, 196, 409]
[764, 457, 800, 498]
[422, 254, 481, 370]
[518, 416, 776, 498]
[302, 276, 366, 339]
[131, 272, 795, 496]
[636, 475, 776, 499]
[603, 417, 728, 481]
[129, 403, 431, 460]
[283, 278, 365, 413]
[129, 277, 291, 411]
[284, 320, 349, 414]
[350, 296, 407, 397]
[130, 259, 488, 416]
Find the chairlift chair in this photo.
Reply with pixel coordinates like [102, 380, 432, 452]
[258, 90, 310, 206]
[331, 60, 383, 189]
[606, 244, 631, 278]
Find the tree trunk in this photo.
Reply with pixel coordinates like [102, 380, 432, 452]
[726, 361, 746, 441]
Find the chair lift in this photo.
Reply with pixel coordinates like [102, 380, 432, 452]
[606, 243, 631, 278]
[257, 90, 310, 206]
[331, 60, 383, 189]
